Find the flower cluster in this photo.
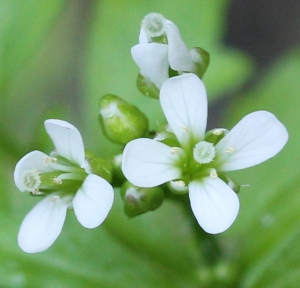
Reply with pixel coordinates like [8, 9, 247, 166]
[14, 120, 114, 253]
[13, 12, 289, 254]
[122, 73, 288, 233]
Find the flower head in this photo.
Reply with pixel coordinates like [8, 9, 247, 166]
[131, 13, 197, 89]
[14, 119, 114, 253]
[122, 74, 288, 234]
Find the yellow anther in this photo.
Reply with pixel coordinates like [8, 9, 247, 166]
[210, 169, 218, 179]
[51, 195, 60, 202]
[174, 180, 185, 187]
[226, 146, 234, 153]
[170, 147, 181, 155]
[213, 129, 223, 136]
[43, 157, 57, 166]
[53, 177, 62, 184]
[182, 125, 189, 133]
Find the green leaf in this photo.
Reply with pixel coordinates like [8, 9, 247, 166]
[223, 48, 300, 287]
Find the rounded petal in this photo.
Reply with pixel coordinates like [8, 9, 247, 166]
[122, 138, 183, 187]
[44, 119, 85, 166]
[138, 27, 150, 44]
[18, 194, 69, 253]
[14, 150, 54, 192]
[189, 177, 240, 234]
[73, 174, 114, 229]
[165, 20, 195, 72]
[160, 74, 207, 147]
[131, 43, 169, 88]
[215, 111, 289, 171]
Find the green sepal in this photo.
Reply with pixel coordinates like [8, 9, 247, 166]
[121, 181, 164, 218]
[136, 73, 160, 99]
[85, 150, 112, 183]
[217, 172, 240, 194]
[99, 94, 149, 145]
[190, 47, 210, 78]
[111, 153, 126, 186]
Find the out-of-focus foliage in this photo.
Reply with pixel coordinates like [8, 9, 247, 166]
[0, 0, 299, 287]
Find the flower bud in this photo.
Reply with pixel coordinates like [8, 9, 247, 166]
[99, 94, 149, 145]
[121, 181, 164, 218]
[136, 73, 160, 99]
[190, 47, 210, 78]
[111, 153, 126, 186]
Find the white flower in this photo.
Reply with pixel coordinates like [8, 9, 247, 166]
[14, 119, 114, 253]
[131, 13, 196, 89]
[122, 74, 288, 234]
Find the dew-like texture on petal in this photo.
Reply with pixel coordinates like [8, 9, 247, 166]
[14, 150, 54, 192]
[160, 74, 207, 147]
[165, 21, 195, 72]
[18, 194, 69, 253]
[73, 174, 114, 229]
[44, 119, 85, 166]
[131, 43, 169, 88]
[189, 177, 240, 234]
[215, 111, 289, 171]
[122, 138, 183, 187]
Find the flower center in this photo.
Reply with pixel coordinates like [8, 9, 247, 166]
[193, 141, 216, 164]
[142, 13, 166, 37]
[22, 169, 41, 193]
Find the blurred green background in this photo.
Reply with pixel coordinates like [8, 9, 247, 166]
[1, 0, 299, 287]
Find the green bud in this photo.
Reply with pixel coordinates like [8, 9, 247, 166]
[121, 181, 164, 218]
[205, 128, 228, 145]
[136, 73, 160, 99]
[99, 94, 149, 144]
[190, 47, 210, 78]
[85, 150, 112, 183]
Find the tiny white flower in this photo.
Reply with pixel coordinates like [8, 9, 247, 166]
[131, 13, 196, 89]
[122, 74, 288, 234]
[14, 119, 114, 253]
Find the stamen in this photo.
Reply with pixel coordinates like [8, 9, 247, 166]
[213, 129, 223, 136]
[169, 180, 188, 193]
[182, 125, 189, 133]
[22, 169, 41, 193]
[53, 177, 62, 184]
[43, 157, 57, 166]
[142, 13, 166, 37]
[210, 169, 218, 179]
[226, 146, 234, 153]
[193, 141, 216, 164]
[170, 147, 181, 155]
[51, 195, 60, 202]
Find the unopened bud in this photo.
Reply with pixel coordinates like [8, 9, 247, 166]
[121, 181, 164, 218]
[136, 73, 160, 99]
[190, 47, 210, 78]
[99, 94, 149, 145]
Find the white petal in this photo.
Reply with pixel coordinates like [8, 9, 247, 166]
[131, 43, 169, 88]
[73, 174, 114, 229]
[18, 194, 69, 253]
[165, 20, 195, 72]
[138, 27, 149, 44]
[189, 177, 239, 234]
[122, 138, 183, 187]
[44, 119, 85, 166]
[14, 150, 54, 192]
[215, 111, 289, 171]
[160, 74, 207, 147]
